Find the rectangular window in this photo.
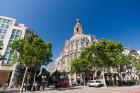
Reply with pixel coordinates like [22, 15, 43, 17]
[0, 18, 3, 21]
[8, 59, 12, 64]
[5, 25, 9, 29]
[16, 30, 21, 34]
[1, 24, 5, 28]
[10, 35, 15, 39]
[7, 20, 12, 24]
[12, 29, 16, 35]
[4, 52, 9, 58]
[0, 29, 3, 33]
[1, 35, 5, 39]
[3, 30, 7, 34]
[2, 59, 7, 65]
[3, 19, 7, 23]
[0, 18, 3, 22]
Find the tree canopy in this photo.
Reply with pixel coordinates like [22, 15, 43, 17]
[78, 39, 125, 69]
[11, 34, 52, 67]
[11, 34, 52, 93]
[71, 39, 134, 86]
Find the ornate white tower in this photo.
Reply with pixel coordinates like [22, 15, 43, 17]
[74, 19, 84, 35]
[55, 19, 97, 84]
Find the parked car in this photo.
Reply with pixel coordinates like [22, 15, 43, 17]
[87, 80, 103, 87]
[55, 82, 68, 88]
[72, 81, 79, 86]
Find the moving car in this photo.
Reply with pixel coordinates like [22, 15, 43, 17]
[87, 80, 103, 87]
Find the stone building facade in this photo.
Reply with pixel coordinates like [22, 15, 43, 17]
[55, 19, 97, 83]
[55, 20, 140, 85]
[122, 48, 140, 81]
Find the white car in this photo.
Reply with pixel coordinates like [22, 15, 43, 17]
[87, 80, 103, 87]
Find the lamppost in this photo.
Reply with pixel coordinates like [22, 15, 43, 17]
[42, 75, 46, 90]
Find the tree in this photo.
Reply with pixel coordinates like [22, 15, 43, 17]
[134, 62, 140, 70]
[71, 57, 92, 86]
[51, 70, 61, 84]
[11, 34, 52, 93]
[133, 55, 140, 71]
[113, 54, 133, 86]
[78, 39, 124, 87]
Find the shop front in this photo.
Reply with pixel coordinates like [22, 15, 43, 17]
[0, 70, 12, 87]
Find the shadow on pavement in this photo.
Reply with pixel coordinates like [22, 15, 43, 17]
[47, 86, 82, 91]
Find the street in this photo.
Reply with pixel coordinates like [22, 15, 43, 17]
[23, 85, 140, 93]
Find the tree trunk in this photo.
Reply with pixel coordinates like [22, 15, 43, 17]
[112, 75, 115, 86]
[84, 72, 86, 86]
[81, 73, 85, 86]
[117, 67, 123, 86]
[119, 68, 123, 86]
[32, 71, 36, 90]
[102, 69, 107, 87]
[84, 76, 86, 86]
[34, 72, 36, 84]
[20, 67, 28, 93]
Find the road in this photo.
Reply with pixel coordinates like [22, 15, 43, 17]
[23, 85, 140, 93]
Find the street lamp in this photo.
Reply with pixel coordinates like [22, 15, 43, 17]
[42, 75, 46, 83]
[42, 75, 46, 90]
[42, 75, 46, 79]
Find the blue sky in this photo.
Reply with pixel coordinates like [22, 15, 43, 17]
[0, 0, 140, 59]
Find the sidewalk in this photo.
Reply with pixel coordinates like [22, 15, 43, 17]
[0, 88, 19, 93]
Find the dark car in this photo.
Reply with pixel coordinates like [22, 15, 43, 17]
[55, 82, 68, 88]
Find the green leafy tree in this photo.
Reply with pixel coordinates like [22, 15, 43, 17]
[51, 70, 61, 83]
[114, 54, 133, 85]
[11, 34, 52, 93]
[134, 62, 140, 70]
[72, 39, 124, 87]
[133, 55, 140, 70]
[70, 39, 134, 87]
[71, 56, 93, 86]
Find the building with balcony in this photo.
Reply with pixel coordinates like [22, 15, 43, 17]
[0, 16, 35, 87]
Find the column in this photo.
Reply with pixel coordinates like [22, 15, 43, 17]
[8, 63, 17, 88]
